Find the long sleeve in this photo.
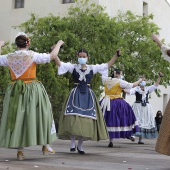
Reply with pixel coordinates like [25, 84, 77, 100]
[129, 87, 137, 95]
[147, 84, 158, 93]
[92, 63, 108, 75]
[33, 52, 51, 64]
[0, 55, 8, 66]
[120, 80, 133, 89]
[58, 61, 75, 75]
[161, 44, 170, 62]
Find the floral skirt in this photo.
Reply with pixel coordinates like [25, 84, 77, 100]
[0, 81, 56, 148]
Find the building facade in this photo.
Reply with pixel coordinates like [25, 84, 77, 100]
[0, 0, 170, 43]
[0, 0, 170, 114]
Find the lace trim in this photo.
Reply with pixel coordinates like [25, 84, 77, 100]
[107, 121, 138, 132]
[104, 77, 120, 90]
[75, 64, 92, 82]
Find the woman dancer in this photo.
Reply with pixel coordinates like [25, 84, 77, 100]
[0, 33, 63, 160]
[152, 33, 170, 155]
[100, 69, 144, 147]
[124, 73, 163, 144]
[55, 48, 121, 154]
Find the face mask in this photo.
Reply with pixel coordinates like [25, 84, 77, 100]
[139, 81, 146, 87]
[120, 75, 124, 80]
[78, 58, 87, 64]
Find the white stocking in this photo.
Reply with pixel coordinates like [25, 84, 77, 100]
[78, 136, 84, 151]
[70, 135, 76, 148]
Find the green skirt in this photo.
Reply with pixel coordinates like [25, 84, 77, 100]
[0, 81, 56, 148]
[58, 93, 108, 141]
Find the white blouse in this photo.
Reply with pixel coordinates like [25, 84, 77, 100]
[102, 77, 133, 89]
[0, 50, 51, 78]
[129, 85, 158, 101]
[161, 44, 170, 62]
[58, 61, 108, 77]
[120, 79, 133, 89]
[0, 50, 51, 67]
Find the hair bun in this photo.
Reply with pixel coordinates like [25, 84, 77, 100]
[15, 35, 28, 48]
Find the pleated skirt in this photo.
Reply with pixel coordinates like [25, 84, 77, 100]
[101, 98, 139, 138]
[0, 81, 56, 148]
[58, 89, 108, 141]
[132, 103, 157, 139]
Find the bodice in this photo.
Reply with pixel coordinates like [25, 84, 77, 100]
[72, 68, 93, 84]
[104, 80, 123, 99]
[10, 63, 36, 81]
[135, 91, 149, 103]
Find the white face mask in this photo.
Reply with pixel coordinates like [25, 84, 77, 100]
[139, 81, 146, 87]
[78, 58, 87, 64]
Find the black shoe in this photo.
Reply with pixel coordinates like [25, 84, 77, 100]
[70, 147, 76, 152]
[77, 147, 85, 154]
[108, 142, 113, 147]
[138, 141, 144, 144]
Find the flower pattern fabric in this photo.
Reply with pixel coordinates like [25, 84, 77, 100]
[7, 51, 34, 78]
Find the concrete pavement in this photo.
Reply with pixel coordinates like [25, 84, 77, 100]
[0, 138, 169, 170]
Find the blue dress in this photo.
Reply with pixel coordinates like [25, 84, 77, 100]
[65, 68, 97, 119]
[58, 62, 108, 141]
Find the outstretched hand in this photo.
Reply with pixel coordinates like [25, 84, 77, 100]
[116, 49, 121, 57]
[51, 40, 64, 51]
[140, 75, 146, 81]
[158, 72, 164, 77]
[56, 40, 64, 50]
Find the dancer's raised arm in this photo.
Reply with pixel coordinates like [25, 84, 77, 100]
[152, 34, 170, 57]
[50, 40, 64, 63]
[108, 49, 121, 68]
[155, 72, 163, 86]
[151, 34, 162, 48]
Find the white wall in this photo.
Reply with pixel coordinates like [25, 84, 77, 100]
[97, 0, 170, 44]
[0, 0, 74, 42]
[0, 0, 170, 43]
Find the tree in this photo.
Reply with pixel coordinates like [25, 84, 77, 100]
[1, 0, 169, 125]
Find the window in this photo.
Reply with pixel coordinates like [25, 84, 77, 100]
[143, 2, 148, 16]
[15, 0, 24, 8]
[63, 0, 74, 4]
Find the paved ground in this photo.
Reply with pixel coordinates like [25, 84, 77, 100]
[0, 138, 169, 170]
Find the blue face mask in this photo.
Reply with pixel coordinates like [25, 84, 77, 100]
[78, 58, 87, 64]
[120, 75, 124, 80]
[139, 81, 146, 87]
